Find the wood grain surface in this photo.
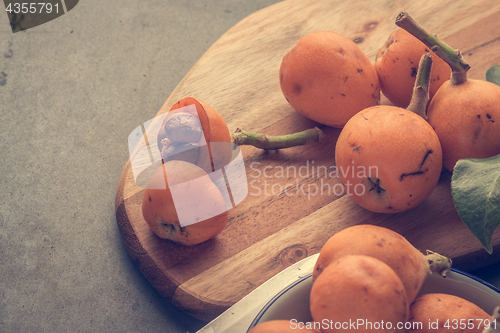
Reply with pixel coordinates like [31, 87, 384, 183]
[116, 0, 500, 321]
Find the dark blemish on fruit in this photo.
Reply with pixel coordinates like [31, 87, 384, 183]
[353, 37, 364, 44]
[292, 83, 302, 95]
[285, 97, 290, 103]
[377, 242, 383, 247]
[364, 21, 378, 31]
[473, 126, 481, 139]
[351, 143, 362, 152]
[409, 194, 413, 197]
[409, 60, 413, 64]
[487, 114, 492, 119]
[341, 93, 346, 97]
[371, 93, 377, 99]
[411, 67, 417, 77]
[339, 47, 344, 57]
[149, 196, 152, 202]
[280, 74, 283, 83]
[420, 150, 433, 168]
[400, 171, 425, 181]
[368, 177, 385, 194]
[357, 68, 363, 73]
[477, 114, 481, 119]
[371, 83, 373, 87]
[345, 76, 349, 82]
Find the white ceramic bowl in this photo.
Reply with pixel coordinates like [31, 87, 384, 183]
[247, 268, 500, 331]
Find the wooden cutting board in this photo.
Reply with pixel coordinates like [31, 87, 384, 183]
[116, 0, 500, 322]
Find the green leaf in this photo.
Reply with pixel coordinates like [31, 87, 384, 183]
[451, 153, 500, 254]
[485, 65, 500, 86]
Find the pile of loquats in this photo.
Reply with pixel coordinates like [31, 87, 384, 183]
[281, 12, 500, 214]
[248, 225, 496, 333]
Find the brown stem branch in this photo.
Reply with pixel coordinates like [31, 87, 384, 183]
[232, 127, 325, 150]
[426, 250, 452, 277]
[482, 306, 500, 333]
[395, 11, 470, 85]
[407, 54, 433, 119]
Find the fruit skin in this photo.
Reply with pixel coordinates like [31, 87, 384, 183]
[406, 293, 490, 333]
[142, 160, 228, 245]
[375, 29, 451, 108]
[310, 255, 409, 333]
[280, 31, 380, 127]
[313, 225, 429, 304]
[427, 79, 500, 171]
[335, 105, 442, 213]
[248, 319, 319, 332]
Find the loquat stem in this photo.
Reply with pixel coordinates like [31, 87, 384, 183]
[407, 54, 433, 119]
[482, 306, 500, 333]
[426, 250, 452, 277]
[232, 127, 325, 150]
[395, 11, 470, 85]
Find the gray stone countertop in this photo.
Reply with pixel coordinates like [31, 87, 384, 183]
[0, 1, 281, 332]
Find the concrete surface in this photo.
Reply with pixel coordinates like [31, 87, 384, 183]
[0, 1, 282, 332]
[2, 1, 500, 332]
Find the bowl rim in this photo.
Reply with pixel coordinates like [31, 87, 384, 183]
[453, 268, 500, 294]
[247, 272, 313, 331]
[246, 268, 500, 332]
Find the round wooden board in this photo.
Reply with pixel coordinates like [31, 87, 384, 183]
[116, 0, 500, 322]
